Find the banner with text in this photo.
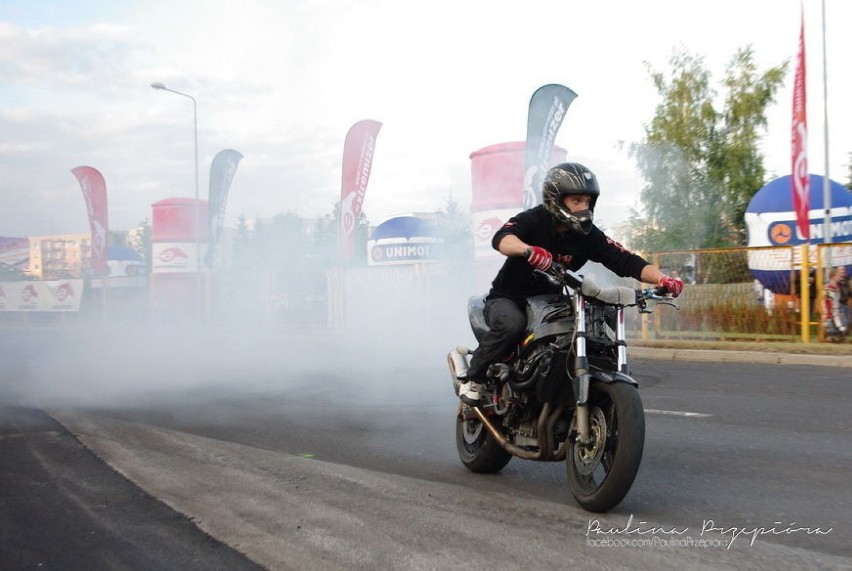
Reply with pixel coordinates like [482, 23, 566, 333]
[791, 7, 809, 241]
[339, 119, 382, 263]
[0, 279, 84, 312]
[207, 149, 243, 267]
[522, 84, 577, 209]
[71, 166, 109, 275]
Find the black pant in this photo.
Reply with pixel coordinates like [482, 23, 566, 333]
[467, 297, 527, 379]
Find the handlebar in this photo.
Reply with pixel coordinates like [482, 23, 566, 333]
[536, 262, 680, 312]
[635, 287, 679, 313]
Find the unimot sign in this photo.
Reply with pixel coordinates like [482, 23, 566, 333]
[767, 214, 852, 246]
[369, 241, 441, 265]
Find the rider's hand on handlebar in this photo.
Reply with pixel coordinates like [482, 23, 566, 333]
[659, 275, 683, 298]
[524, 246, 553, 271]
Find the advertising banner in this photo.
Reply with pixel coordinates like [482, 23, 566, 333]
[0, 279, 84, 312]
[151, 242, 207, 273]
[522, 84, 577, 209]
[339, 119, 382, 262]
[791, 8, 809, 241]
[71, 166, 109, 275]
[207, 149, 243, 267]
[746, 174, 852, 293]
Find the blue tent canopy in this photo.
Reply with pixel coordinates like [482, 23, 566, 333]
[107, 246, 144, 262]
[369, 216, 437, 240]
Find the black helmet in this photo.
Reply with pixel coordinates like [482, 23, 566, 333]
[542, 162, 600, 234]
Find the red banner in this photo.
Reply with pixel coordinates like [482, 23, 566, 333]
[71, 166, 109, 275]
[339, 119, 382, 262]
[791, 7, 809, 241]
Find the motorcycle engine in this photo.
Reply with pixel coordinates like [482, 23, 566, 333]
[518, 343, 573, 406]
[517, 343, 553, 383]
[514, 420, 539, 448]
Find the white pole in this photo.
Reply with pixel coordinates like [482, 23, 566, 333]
[821, 0, 831, 253]
[151, 82, 203, 319]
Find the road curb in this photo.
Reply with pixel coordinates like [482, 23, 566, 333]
[630, 347, 852, 368]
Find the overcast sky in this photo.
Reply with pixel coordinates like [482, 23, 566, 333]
[1, 0, 850, 238]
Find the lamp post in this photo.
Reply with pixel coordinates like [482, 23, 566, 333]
[151, 82, 203, 319]
[821, 0, 832, 264]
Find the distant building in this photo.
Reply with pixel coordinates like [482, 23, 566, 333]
[16, 231, 131, 280]
[27, 233, 90, 280]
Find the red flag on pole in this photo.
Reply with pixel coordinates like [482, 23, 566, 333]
[71, 166, 109, 275]
[339, 119, 382, 262]
[791, 6, 810, 241]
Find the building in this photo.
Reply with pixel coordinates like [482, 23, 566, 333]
[18, 231, 132, 280]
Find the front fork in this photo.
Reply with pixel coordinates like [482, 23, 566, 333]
[572, 295, 628, 444]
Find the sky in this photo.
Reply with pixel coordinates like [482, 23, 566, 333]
[1, 0, 850, 239]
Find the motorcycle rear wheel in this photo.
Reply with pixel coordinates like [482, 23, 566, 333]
[566, 381, 645, 512]
[456, 412, 512, 473]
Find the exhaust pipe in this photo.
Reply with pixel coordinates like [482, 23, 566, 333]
[471, 403, 565, 462]
[472, 406, 542, 460]
[447, 346, 470, 395]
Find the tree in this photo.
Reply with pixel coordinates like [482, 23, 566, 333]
[312, 200, 370, 266]
[255, 212, 310, 268]
[226, 212, 321, 322]
[129, 218, 151, 271]
[232, 214, 256, 272]
[312, 209, 338, 260]
[846, 152, 852, 191]
[432, 196, 472, 260]
[626, 46, 787, 251]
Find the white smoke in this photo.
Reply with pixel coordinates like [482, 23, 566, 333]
[0, 259, 477, 411]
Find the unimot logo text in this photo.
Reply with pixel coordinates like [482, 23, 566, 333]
[385, 245, 432, 258]
[797, 216, 852, 241]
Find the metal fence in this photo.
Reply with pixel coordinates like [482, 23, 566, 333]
[643, 242, 852, 342]
[7, 242, 847, 346]
[325, 243, 851, 345]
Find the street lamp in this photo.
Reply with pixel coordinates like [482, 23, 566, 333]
[151, 81, 203, 318]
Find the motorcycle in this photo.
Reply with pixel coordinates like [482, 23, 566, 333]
[447, 263, 679, 512]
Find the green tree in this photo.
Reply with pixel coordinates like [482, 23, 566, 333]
[312, 209, 338, 260]
[432, 195, 472, 260]
[254, 212, 310, 268]
[129, 218, 152, 271]
[232, 214, 256, 272]
[627, 46, 787, 251]
[312, 200, 370, 266]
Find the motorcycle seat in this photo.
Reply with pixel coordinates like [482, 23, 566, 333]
[467, 295, 488, 342]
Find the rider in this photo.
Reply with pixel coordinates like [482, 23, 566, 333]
[458, 162, 683, 405]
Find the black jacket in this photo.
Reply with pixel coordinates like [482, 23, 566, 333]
[487, 205, 650, 304]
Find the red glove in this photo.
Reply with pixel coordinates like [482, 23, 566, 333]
[659, 276, 683, 297]
[524, 246, 552, 271]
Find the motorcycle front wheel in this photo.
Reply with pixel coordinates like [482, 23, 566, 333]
[456, 411, 512, 473]
[566, 381, 645, 513]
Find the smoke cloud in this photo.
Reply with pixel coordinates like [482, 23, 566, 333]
[0, 259, 477, 412]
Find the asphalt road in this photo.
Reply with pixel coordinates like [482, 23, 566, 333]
[1, 326, 851, 570]
[0, 406, 263, 571]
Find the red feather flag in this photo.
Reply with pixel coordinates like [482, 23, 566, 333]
[71, 166, 109, 275]
[339, 120, 382, 262]
[791, 6, 810, 241]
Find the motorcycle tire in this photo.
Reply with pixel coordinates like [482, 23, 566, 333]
[456, 414, 512, 473]
[566, 380, 645, 513]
